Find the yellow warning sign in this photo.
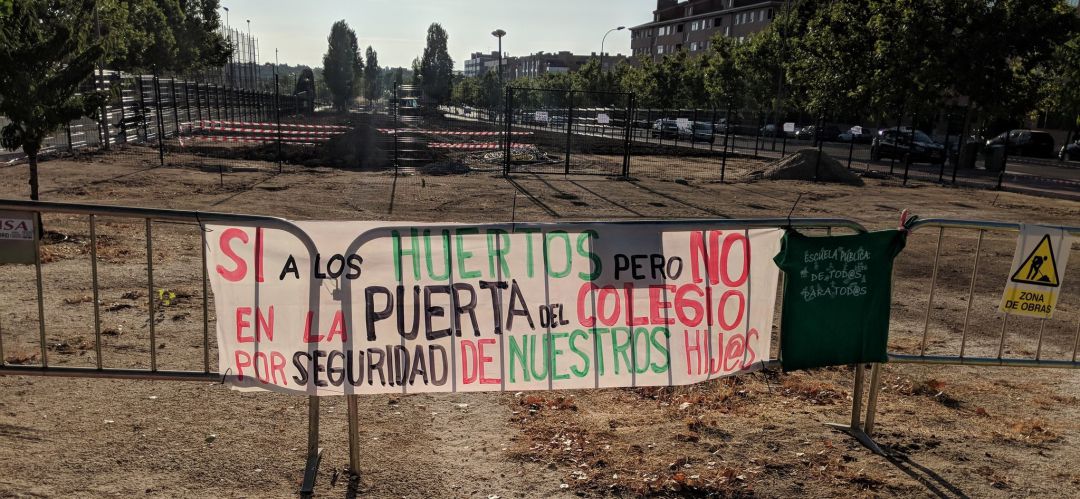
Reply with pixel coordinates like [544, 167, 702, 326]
[1010, 235, 1059, 287]
[999, 226, 1073, 319]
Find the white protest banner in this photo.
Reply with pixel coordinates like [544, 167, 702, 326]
[597, 113, 611, 125]
[535, 111, 549, 123]
[783, 122, 796, 133]
[999, 225, 1073, 318]
[206, 222, 782, 395]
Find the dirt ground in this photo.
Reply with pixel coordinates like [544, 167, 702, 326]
[1, 147, 1079, 498]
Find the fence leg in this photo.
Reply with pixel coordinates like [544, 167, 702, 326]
[622, 93, 633, 178]
[346, 394, 362, 478]
[153, 69, 165, 166]
[299, 395, 324, 497]
[824, 364, 886, 456]
[565, 90, 573, 175]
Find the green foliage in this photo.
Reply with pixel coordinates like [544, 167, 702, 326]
[322, 19, 362, 112]
[0, 0, 106, 200]
[363, 46, 381, 103]
[418, 23, 454, 105]
[97, 0, 230, 73]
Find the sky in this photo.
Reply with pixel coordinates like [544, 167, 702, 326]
[222, 0, 657, 69]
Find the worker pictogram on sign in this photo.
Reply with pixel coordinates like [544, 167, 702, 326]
[999, 225, 1073, 319]
[1010, 235, 1059, 287]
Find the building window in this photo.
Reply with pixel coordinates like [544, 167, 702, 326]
[691, 21, 698, 31]
[749, 11, 755, 22]
[677, 24, 684, 33]
[725, 26, 730, 36]
[715, 17, 723, 26]
[690, 42, 698, 51]
[768, 8, 774, 19]
[657, 45, 664, 55]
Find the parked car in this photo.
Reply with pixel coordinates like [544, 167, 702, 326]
[678, 122, 715, 143]
[800, 124, 842, 142]
[652, 119, 680, 139]
[838, 126, 875, 144]
[1060, 139, 1079, 161]
[985, 129, 1056, 159]
[762, 123, 801, 138]
[794, 127, 813, 140]
[870, 127, 945, 163]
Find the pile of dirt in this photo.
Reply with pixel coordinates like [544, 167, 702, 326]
[753, 148, 864, 186]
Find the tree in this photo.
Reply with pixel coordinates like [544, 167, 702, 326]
[363, 46, 381, 104]
[785, 0, 874, 122]
[0, 0, 106, 201]
[95, 0, 229, 73]
[418, 23, 454, 105]
[322, 20, 362, 112]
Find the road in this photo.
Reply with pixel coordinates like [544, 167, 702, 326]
[444, 110, 1078, 199]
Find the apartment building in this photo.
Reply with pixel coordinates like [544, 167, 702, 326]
[629, 0, 786, 61]
[464, 52, 501, 78]
[464, 50, 627, 80]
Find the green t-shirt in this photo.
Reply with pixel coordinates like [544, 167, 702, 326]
[773, 230, 906, 372]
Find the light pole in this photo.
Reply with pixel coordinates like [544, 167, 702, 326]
[600, 26, 625, 72]
[491, 29, 506, 84]
[247, 20, 252, 90]
[222, 6, 231, 87]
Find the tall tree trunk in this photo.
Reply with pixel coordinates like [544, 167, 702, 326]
[27, 149, 40, 201]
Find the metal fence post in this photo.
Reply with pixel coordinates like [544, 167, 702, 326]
[98, 72, 110, 151]
[392, 82, 399, 174]
[754, 109, 762, 158]
[903, 113, 916, 185]
[690, 108, 699, 147]
[622, 92, 633, 178]
[504, 86, 513, 176]
[170, 78, 180, 136]
[346, 394, 361, 479]
[997, 132, 1009, 190]
[136, 76, 147, 142]
[815, 115, 824, 181]
[300, 396, 323, 496]
[274, 73, 283, 172]
[889, 111, 902, 175]
[153, 68, 165, 166]
[720, 99, 733, 182]
[939, 112, 951, 183]
[565, 90, 573, 175]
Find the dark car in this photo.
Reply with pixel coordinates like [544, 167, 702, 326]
[1061, 139, 1080, 161]
[678, 122, 715, 144]
[801, 124, 842, 142]
[871, 128, 945, 163]
[985, 129, 1056, 159]
[838, 126, 875, 144]
[651, 119, 680, 139]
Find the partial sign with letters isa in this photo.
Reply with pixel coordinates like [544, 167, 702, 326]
[0, 211, 37, 264]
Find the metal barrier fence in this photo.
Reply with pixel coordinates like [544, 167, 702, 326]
[0, 199, 326, 496]
[6, 200, 1079, 486]
[1, 70, 314, 170]
[0, 198, 869, 494]
[499, 87, 633, 176]
[839, 218, 1080, 455]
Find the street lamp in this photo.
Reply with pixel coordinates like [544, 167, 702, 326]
[600, 26, 625, 72]
[223, 6, 231, 87]
[491, 29, 506, 84]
